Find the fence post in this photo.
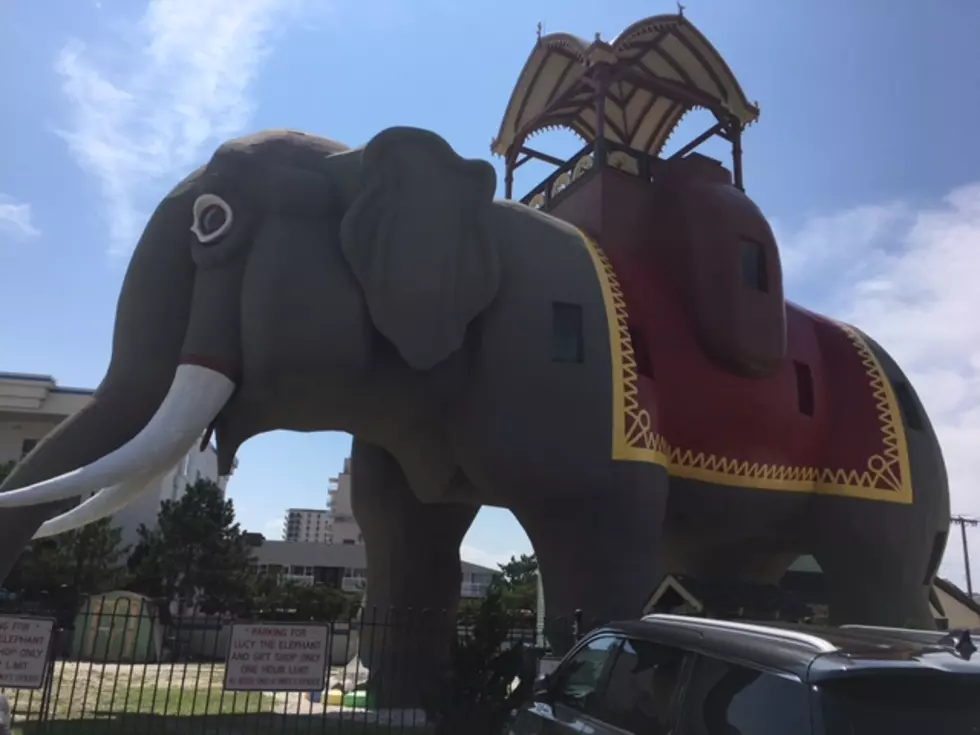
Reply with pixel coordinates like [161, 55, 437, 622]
[572, 609, 583, 643]
[39, 653, 56, 724]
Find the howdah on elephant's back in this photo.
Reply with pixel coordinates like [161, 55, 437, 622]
[543, 150, 916, 504]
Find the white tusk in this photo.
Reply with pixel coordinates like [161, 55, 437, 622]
[0, 364, 234, 508]
[33, 470, 168, 538]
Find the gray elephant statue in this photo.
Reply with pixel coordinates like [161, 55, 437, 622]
[0, 127, 950, 706]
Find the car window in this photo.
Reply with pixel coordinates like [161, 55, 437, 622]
[596, 637, 690, 734]
[552, 634, 620, 714]
[815, 675, 980, 735]
[680, 655, 810, 735]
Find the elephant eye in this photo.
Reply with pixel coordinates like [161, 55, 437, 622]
[191, 194, 234, 244]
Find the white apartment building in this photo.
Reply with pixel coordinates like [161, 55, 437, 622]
[281, 457, 362, 545]
[283, 508, 333, 543]
[328, 457, 363, 545]
[0, 370, 232, 548]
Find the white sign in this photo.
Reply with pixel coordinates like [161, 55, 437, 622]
[0, 616, 54, 689]
[224, 622, 329, 692]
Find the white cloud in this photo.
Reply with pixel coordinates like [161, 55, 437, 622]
[54, 0, 308, 255]
[0, 195, 41, 238]
[779, 181, 980, 589]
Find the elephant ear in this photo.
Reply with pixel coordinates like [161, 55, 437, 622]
[340, 126, 500, 370]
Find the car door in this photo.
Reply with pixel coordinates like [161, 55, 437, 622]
[508, 633, 622, 734]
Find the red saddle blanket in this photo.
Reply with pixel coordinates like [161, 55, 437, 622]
[582, 235, 912, 504]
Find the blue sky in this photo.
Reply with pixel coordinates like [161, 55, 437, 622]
[2, 0, 979, 585]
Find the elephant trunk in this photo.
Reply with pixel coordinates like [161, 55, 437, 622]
[0, 170, 214, 583]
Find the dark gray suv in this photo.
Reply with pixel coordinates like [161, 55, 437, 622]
[508, 613, 980, 734]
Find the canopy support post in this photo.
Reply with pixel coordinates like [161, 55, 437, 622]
[731, 123, 744, 191]
[593, 65, 611, 168]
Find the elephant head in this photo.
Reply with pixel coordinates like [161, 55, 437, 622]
[0, 127, 500, 580]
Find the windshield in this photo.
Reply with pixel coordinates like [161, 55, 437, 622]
[816, 675, 980, 735]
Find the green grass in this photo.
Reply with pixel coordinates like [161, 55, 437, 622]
[3, 662, 432, 734]
[12, 717, 434, 735]
[3, 662, 273, 720]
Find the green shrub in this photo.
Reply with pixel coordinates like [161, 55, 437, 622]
[424, 585, 541, 735]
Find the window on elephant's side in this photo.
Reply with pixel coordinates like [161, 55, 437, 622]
[552, 302, 584, 363]
[923, 531, 948, 584]
[793, 361, 814, 416]
[740, 238, 769, 293]
[893, 381, 923, 431]
[630, 326, 654, 379]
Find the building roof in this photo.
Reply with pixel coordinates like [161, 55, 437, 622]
[253, 539, 497, 575]
[935, 577, 980, 617]
[492, 13, 759, 160]
[285, 508, 331, 514]
[0, 371, 94, 396]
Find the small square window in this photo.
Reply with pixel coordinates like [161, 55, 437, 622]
[552, 303, 584, 363]
[894, 381, 923, 431]
[793, 361, 814, 417]
[629, 326, 654, 379]
[740, 239, 769, 293]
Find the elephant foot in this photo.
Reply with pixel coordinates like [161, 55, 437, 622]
[357, 608, 458, 709]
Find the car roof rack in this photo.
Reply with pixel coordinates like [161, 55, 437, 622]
[841, 624, 978, 656]
[642, 613, 838, 654]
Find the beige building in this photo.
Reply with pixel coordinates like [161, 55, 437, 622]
[328, 457, 362, 545]
[0, 370, 232, 548]
[933, 578, 980, 630]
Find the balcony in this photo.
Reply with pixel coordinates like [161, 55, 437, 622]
[521, 139, 666, 213]
[460, 582, 490, 599]
[342, 577, 367, 593]
[281, 573, 315, 586]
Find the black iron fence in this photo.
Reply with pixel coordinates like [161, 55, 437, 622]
[0, 598, 590, 734]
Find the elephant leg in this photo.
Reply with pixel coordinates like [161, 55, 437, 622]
[350, 437, 478, 709]
[514, 462, 669, 654]
[815, 536, 936, 629]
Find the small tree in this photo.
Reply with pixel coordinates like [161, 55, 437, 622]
[498, 554, 538, 588]
[497, 553, 539, 614]
[1, 461, 128, 604]
[127, 479, 254, 615]
[425, 584, 539, 735]
[41, 519, 129, 593]
[250, 580, 356, 621]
